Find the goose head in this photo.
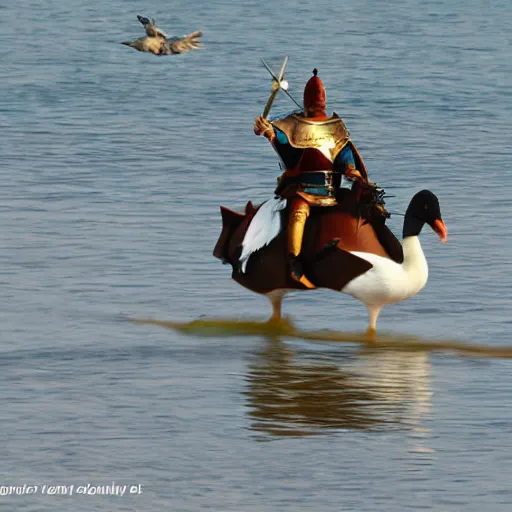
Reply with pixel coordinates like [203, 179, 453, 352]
[403, 190, 447, 243]
[137, 15, 168, 39]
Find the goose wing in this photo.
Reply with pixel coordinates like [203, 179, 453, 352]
[239, 198, 287, 273]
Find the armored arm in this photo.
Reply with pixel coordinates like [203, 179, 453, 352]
[334, 144, 363, 182]
[334, 143, 389, 218]
[254, 116, 304, 195]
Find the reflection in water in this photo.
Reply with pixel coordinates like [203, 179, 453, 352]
[354, 348, 434, 453]
[245, 340, 384, 436]
[134, 316, 511, 441]
[133, 317, 512, 358]
[245, 339, 432, 439]
[355, 348, 432, 430]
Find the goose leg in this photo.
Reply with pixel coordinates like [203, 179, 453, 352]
[266, 290, 287, 323]
[365, 304, 383, 341]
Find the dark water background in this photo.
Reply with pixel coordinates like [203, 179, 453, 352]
[1, 0, 512, 510]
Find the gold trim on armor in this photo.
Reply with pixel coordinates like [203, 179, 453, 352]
[296, 191, 338, 207]
[272, 113, 350, 152]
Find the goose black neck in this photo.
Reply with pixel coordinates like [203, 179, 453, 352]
[403, 212, 425, 239]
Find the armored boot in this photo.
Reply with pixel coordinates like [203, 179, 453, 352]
[287, 199, 316, 289]
[287, 254, 316, 289]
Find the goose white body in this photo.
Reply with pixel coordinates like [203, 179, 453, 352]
[342, 237, 429, 305]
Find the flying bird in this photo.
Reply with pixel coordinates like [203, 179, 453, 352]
[122, 15, 203, 55]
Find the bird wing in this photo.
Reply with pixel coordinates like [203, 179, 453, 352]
[167, 30, 203, 54]
[239, 198, 287, 273]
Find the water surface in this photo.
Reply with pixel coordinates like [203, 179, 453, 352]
[1, 0, 512, 510]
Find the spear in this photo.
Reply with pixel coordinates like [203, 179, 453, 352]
[260, 57, 302, 119]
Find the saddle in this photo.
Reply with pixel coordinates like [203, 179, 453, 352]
[213, 193, 403, 294]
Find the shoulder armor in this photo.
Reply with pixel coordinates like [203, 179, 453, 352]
[272, 113, 350, 149]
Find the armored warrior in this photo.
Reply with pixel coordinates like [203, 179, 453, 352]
[254, 69, 387, 288]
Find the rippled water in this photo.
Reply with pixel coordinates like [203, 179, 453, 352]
[1, 0, 512, 510]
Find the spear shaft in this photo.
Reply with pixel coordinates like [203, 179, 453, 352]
[260, 57, 290, 119]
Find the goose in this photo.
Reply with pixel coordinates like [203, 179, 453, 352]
[340, 189, 447, 335]
[122, 15, 203, 55]
[214, 190, 447, 335]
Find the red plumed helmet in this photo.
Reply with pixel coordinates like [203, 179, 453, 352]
[303, 68, 326, 111]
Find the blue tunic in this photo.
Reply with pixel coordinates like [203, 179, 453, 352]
[273, 127, 359, 192]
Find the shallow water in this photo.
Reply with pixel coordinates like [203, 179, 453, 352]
[1, 0, 512, 510]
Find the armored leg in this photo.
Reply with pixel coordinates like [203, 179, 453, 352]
[287, 198, 315, 289]
[288, 198, 310, 257]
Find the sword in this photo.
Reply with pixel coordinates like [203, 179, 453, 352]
[261, 56, 302, 119]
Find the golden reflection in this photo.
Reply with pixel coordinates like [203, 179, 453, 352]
[133, 316, 512, 359]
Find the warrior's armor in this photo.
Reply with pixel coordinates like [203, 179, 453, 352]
[254, 68, 386, 288]
[271, 112, 369, 206]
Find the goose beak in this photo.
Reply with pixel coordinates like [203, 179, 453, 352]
[433, 219, 448, 244]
